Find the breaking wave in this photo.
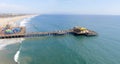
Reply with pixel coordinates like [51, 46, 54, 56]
[0, 38, 24, 50]
[14, 51, 20, 63]
[20, 15, 38, 26]
[14, 15, 38, 64]
[14, 41, 22, 64]
[0, 15, 38, 64]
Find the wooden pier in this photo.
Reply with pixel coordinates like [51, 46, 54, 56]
[0, 26, 97, 39]
[0, 30, 97, 39]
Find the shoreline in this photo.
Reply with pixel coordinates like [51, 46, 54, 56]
[0, 14, 38, 64]
[0, 15, 37, 27]
[0, 15, 37, 50]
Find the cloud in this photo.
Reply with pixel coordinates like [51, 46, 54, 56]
[0, 3, 30, 13]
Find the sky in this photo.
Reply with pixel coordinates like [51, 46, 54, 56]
[0, 0, 120, 15]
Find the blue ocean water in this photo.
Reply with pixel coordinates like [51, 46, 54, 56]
[9, 15, 120, 64]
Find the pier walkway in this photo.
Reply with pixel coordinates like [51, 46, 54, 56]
[0, 30, 73, 39]
[0, 29, 97, 39]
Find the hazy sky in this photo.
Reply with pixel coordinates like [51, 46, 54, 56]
[0, 0, 120, 15]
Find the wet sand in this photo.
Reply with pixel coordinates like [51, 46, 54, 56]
[0, 15, 34, 50]
[0, 15, 34, 27]
[0, 15, 36, 64]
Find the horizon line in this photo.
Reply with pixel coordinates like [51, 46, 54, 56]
[1, 13, 120, 16]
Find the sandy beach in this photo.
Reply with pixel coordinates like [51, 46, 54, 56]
[0, 15, 36, 50]
[0, 15, 36, 64]
[0, 15, 35, 27]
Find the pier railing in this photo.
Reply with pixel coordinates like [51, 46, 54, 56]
[0, 29, 97, 39]
[0, 30, 74, 39]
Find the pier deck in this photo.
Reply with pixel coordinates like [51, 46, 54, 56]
[0, 29, 97, 39]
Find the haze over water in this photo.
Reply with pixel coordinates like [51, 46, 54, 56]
[8, 15, 120, 64]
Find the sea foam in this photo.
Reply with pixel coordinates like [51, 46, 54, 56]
[20, 15, 38, 26]
[14, 15, 38, 64]
[14, 51, 20, 62]
[0, 15, 38, 64]
[0, 38, 24, 50]
[14, 41, 22, 64]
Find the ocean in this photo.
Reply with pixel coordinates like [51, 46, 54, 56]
[0, 15, 120, 64]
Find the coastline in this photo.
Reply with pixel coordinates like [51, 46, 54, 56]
[0, 15, 37, 50]
[0, 14, 37, 64]
[0, 15, 36, 27]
